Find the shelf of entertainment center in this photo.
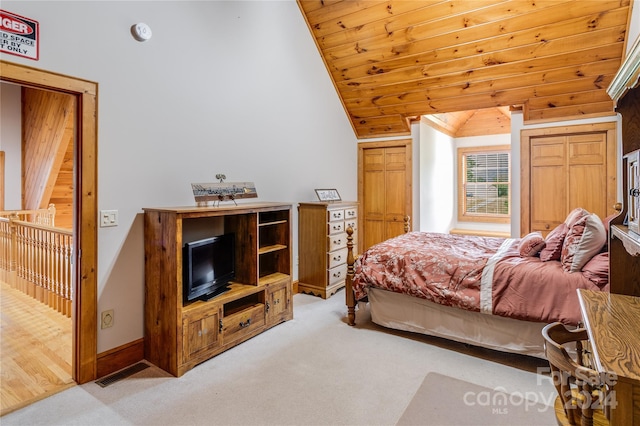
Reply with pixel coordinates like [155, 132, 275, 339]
[259, 244, 287, 254]
[182, 282, 262, 311]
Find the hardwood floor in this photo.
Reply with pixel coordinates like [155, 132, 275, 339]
[0, 281, 74, 416]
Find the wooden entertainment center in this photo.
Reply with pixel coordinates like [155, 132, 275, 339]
[143, 202, 293, 377]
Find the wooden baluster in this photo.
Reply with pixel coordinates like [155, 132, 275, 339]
[345, 226, 356, 326]
[9, 215, 18, 288]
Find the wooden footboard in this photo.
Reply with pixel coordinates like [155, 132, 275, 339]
[345, 215, 410, 326]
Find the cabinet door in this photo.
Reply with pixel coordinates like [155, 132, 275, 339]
[183, 311, 220, 360]
[266, 282, 291, 326]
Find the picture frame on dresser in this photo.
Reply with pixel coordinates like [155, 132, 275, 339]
[315, 189, 341, 202]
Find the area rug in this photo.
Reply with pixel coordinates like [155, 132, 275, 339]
[396, 372, 556, 426]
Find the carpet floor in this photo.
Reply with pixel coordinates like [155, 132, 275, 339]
[2, 292, 558, 425]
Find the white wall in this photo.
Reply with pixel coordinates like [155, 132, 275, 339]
[627, 1, 640, 56]
[417, 121, 511, 234]
[0, 0, 358, 353]
[418, 122, 455, 233]
[0, 83, 22, 209]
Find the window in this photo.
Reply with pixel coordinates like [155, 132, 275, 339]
[458, 145, 510, 223]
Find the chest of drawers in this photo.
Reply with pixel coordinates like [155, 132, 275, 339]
[298, 201, 358, 299]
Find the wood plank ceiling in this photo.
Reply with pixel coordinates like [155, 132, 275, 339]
[297, 0, 632, 139]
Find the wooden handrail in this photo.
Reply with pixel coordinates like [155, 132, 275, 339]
[0, 215, 72, 317]
[0, 203, 56, 227]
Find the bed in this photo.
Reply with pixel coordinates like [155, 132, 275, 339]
[344, 208, 611, 359]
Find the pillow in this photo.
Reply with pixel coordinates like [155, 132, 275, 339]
[561, 213, 607, 273]
[581, 252, 608, 287]
[518, 232, 545, 257]
[564, 207, 589, 228]
[539, 223, 569, 262]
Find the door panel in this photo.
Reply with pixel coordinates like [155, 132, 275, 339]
[359, 140, 412, 251]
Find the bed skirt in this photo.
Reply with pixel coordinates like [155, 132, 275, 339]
[367, 287, 547, 359]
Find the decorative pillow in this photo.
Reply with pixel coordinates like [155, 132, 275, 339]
[581, 252, 608, 287]
[518, 232, 545, 257]
[539, 223, 569, 262]
[561, 213, 607, 273]
[564, 207, 589, 228]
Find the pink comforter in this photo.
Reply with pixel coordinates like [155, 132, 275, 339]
[352, 232, 607, 325]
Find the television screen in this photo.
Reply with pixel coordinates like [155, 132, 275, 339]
[183, 233, 235, 302]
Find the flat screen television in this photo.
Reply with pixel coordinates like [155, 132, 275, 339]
[183, 233, 235, 302]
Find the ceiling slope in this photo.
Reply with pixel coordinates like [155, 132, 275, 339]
[297, 0, 632, 139]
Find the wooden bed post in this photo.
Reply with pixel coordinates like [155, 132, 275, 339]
[345, 216, 411, 326]
[345, 226, 356, 326]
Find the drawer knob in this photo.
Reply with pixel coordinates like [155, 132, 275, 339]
[545, 224, 550, 230]
[333, 255, 341, 261]
[334, 239, 341, 244]
[333, 271, 341, 278]
[631, 188, 640, 198]
[239, 318, 251, 328]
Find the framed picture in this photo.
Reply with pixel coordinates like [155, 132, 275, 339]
[315, 188, 341, 202]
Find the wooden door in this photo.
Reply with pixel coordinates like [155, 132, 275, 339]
[358, 140, 412, 251]
[521, 122, 616, 236]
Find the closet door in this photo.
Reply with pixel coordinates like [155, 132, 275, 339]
[521, 122, 616, 237]
[530, 136, 567, 235]
[359, 140, 412, 252]
[567, 133, 608, 218]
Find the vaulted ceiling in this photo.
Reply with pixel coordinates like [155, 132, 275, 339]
[297, 0, 633, 139]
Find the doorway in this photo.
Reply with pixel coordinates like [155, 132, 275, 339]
[0, 60, 98, 385]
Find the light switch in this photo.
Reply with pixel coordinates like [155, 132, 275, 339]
[100, 210, 118, 227]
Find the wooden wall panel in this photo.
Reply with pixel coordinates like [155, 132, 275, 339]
[21, 88, 74, 229]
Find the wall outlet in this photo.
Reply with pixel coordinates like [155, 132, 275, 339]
[101, 309, 114, 329]
[100, 210, 118, 227]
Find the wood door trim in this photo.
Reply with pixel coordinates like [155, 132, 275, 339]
[358, 139, 413, 250]
[1, 60, 98, 384]
[0, 151, 4, 210]
[520, 121, 617, 236]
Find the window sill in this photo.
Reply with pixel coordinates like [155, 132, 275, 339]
[449, 228, 511, 238]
